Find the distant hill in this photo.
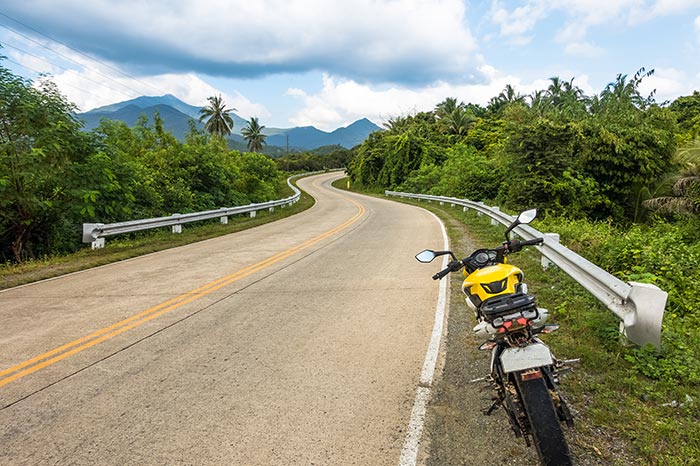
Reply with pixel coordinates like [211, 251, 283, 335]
[266, 118, 380, 151]
[78, 94, 381, 150]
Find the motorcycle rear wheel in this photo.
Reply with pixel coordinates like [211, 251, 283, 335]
[516, 373, 572, 466]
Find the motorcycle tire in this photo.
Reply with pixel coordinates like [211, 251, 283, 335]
[516, 373, 572, 466]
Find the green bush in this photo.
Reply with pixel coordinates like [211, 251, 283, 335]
[537, 215, 700, 385]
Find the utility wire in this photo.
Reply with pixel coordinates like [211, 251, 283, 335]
[4, 57, 118, 105]
[0, 40, 135, 101]
[0, 11, 170, 97]
[0, 22, 147, 98]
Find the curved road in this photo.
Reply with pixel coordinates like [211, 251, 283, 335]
[0, 172, 446, 465]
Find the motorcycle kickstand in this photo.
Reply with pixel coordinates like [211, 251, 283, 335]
[484, 398, 500, 416]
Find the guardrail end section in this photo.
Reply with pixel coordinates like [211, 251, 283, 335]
[82, 223, 104, 243]
[623, 281, 668, 349]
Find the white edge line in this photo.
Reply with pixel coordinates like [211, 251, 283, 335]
[399, 209, 449, 466]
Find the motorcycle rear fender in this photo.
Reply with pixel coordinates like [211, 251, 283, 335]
[500, 342, 554, 373]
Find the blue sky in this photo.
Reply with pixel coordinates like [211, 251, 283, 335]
[0, 0, 699, 131]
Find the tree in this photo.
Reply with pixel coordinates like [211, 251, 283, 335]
[488, 84, 525, 114]
[241, 117, 267, 152]
[644, 141, 700, 215]
[198, 94, 235, 137]
[0, 69, 88, 262]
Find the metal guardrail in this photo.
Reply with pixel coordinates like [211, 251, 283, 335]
[386, 191, 668, 349]
[82, 173, 314, 249]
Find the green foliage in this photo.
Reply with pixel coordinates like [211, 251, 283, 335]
[0, 70, 89, 262]
[537, 215, 700, 385]
[198, 94, 235, 137]
[434, 144, 501, 200]
[275, 146, 353, 172]
[0, 63, 284, 263]
[669, 90, 700, 137]
[241, 116, 267, 152]
[501, 114, 608, 217]
[347, 111, 445, 187]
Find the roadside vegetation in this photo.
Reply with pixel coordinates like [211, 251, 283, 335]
[344, 68, 700, 464]
[0, 61, 287, 265]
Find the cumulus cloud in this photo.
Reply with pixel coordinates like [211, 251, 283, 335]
[2, 0, 479, 85]
[638, 68, 697, 102]
[489, 0, 550, 44]
[286, 69, 596, 131]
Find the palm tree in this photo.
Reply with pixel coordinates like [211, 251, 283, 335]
[488, 84, 525, 113]
[435, 97, 463, 119]
[529, 90, 551, 116]
[199, 94, 235, 137]
[644, 141, 700, 215]
[445, 108, 475, 138]
[599, 68, 655, 112]
[241, 117, 267, 152]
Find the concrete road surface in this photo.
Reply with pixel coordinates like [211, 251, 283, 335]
[0, 172, 446, 465]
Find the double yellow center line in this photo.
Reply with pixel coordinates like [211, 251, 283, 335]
[0, 197, 365, 389]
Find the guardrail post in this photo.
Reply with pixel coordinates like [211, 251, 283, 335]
[540, 233, 560, 269]
[269, 207, 275, 213]
[463, 206, 468, 212]
[171, 214, 182, 234]
[490, 207, 500, 226]
[250, 211, 257, 218]
[219, 208, 228, 224]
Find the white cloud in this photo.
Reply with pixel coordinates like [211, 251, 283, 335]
[286, 68, 598, 131]
[695, 15, 700, 41]
[638, 68, 697, 102]
[489, 0, 550, 44]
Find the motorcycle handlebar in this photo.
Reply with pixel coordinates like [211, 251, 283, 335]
[432, 260, 463, 280]
[520, 237, 544, 246]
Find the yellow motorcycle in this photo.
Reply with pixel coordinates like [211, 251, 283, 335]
[416, 209, 575, 466]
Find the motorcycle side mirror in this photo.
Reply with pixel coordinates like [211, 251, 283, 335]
[415, 249, 457, 263]
[517, 209, 537, 225]
[415, 250, 437, 263]
[504, 208, 538, 241]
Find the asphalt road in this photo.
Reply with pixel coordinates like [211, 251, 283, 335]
[0, 172, 446, 465]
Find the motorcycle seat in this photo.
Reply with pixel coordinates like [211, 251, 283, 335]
[480, 293, 537, 320]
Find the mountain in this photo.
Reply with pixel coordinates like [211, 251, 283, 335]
[82, 94, 249, 134]
[77, 95, 381, 150]
[265, 118, 380, 150]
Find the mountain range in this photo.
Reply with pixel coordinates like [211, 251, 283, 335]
[78, 95, 381, 151]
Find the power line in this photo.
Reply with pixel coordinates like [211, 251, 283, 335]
[0, 11, 171, 97]
[3, 57, 119, 106]
[0, 22, 148, 98]
[0, 40, 135, 101]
